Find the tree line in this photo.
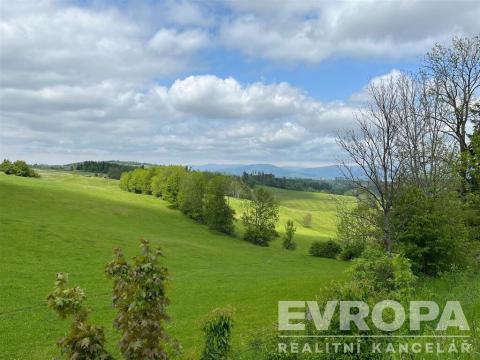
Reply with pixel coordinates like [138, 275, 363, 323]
[70, 161, 138, 179]
[119, 166, 285, 247]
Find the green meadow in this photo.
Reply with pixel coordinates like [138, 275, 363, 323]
[0, 171, 350, 359]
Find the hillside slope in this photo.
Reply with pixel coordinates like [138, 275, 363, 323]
[0, 171, 349, 359]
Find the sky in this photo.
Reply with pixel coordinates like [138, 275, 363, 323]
[1, 0, 479, 166]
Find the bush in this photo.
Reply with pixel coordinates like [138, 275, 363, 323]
[339, 241, 364, 260]
[302, 213, 312, 227]
[0, 159, 39, 178]
[105, 238, 179, 359]
[200, 307, 234, 360]
[391, 186, 471, 275]
[282, 220, 296, 250]
[46, 273, 112, 360]
[309, 240, 341, 258]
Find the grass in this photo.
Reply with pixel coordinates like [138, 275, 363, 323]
[229, 186, 356, 253]
[0, 171, 350, 359]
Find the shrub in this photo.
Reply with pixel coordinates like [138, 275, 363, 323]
[339, 241, 365, 261]
[391, 186, 471, 275]
[282, 220, 296, 250]
[46, 273, 112, 360]
[309, 240, 341, 258]
[105, 238, 179, 359]
[200, 307, 234, 360]
[302, 213, 312, 227]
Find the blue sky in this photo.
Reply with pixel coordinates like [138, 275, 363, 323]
[1, 0, 479, 166]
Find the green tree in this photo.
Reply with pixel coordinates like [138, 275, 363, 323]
[119, 171, 131, 191]
[0, 159, 12, 173]
[391, 186, 471, 275]
[105, 238, 178, 360]
[162, 166, 187, 206]
[200, 307, 234, 360]
[242, 187, 279, 246]
[204, 176, 235, 234]
[336, 200, 381, 260]
[465, 116, 480, 242]
[282, 220, 296, 250]
[47, 273, 112, 360]
[178, 171, 206, 221]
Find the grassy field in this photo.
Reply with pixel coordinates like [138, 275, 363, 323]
[0, 171, 350, 359]
[229, 186, 355, 253]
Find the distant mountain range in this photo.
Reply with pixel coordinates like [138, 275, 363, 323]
[190, 163, 363, 180]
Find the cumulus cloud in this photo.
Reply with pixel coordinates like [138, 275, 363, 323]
[2, 0, 474, 166]
[0, 0, 209, 90]
[221, 0, 480, 63]
[0, 71, 356, 165]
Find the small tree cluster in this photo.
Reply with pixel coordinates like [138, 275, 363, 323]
[282, 220, 296, 250]
[241, 188, 279, 246]
[0, 159, 39, 178]
[47, 273, 112, 360]
[200, 307, 234, 360]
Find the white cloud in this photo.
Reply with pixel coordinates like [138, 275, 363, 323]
[0, 0, 209, 90]
[2, 0, 475, 166]
[168, 75, 305, 119]
[0, 71, 356, 165]
[221, 0, 480, 63]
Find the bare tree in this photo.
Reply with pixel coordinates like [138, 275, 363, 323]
[395, 73, 453, 193]
[423, 35, 480, 192]
[337, 77, 402, 252]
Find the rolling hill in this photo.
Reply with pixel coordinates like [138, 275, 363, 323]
[0, 171, 350, 359]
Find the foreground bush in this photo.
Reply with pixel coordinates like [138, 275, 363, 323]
[105, 238, 179, 359]
[47, 273, 112, 360]
[201, 307, 234, 360]
[309, 240, 341, 258]
[48, 238, 180, 359]
[253, 248, 417, 360]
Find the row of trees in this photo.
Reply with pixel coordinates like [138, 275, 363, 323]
[69, 161, 137, 179]
[241, 172, 333, 193]
[337, 35, 480, 275]
[0, 159, 39, 178]
[241, 172, 361, 195]
[119, 166, 285, 247]
[120, 166, 237, 235]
